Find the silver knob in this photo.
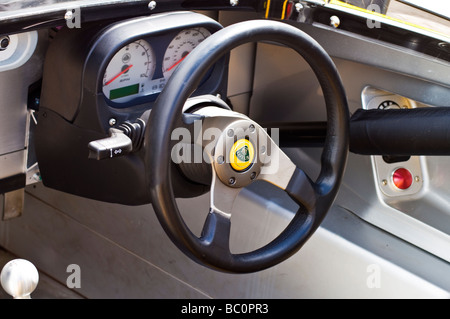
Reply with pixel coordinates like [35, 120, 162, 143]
[1, 259, 39, 299]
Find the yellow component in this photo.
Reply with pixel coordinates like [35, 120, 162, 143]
[265, 0, 271, 19]
[329, 0, 449, 39]
[281, 0, 289, 20]
[229, 139, 255, 171]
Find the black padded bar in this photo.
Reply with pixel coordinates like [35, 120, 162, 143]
[350, 107, 450, 156]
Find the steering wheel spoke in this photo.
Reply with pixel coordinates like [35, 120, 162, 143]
[200, 207, 232, 253]
[257, 144, 317, 212]
[210, 169, 241, 218]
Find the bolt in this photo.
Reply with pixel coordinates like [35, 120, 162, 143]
[64, 10, 73, 21]
[109, 118, 116, 126]
[148, 1, 157, 10]
[295, 2, 304, 13]
[230, 0, 239, 6]
[330, 15, 340, 28]
[228, 177, 236, 185]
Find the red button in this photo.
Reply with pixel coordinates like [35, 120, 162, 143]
[392, 168, 413, 190]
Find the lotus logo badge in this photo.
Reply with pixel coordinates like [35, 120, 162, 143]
[229, 139, 254, 171]
[236, 145, 250, 162]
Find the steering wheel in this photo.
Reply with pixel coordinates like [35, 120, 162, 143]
[145, 20, 349, 273]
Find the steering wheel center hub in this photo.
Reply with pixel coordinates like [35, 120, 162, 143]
[213, 119, 267, 188]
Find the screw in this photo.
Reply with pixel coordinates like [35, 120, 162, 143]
[227, 129, 234, 137]
[415, 176, 420, 183]
[382, 179, 387, 186]
[64, 10, 73, 21]
[217, 155, 224, 164]
[249, 124, 255, 133]
[109, 118, 116, 126]
[228, 177, 236, 185]
[330, 15, 340, 28]
[230, 0, 239, 6]
[295, 2, 304, 12]
[148, 1, 157, 10]
[250, 172, 257, 180]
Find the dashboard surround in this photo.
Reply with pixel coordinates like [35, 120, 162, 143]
[35, 11, 228, 204]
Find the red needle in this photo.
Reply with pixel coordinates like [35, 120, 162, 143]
[104, 64, 133, 86]
[166, 54, 188, 72]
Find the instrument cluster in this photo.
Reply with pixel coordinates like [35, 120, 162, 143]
[102, 27, 211, 107]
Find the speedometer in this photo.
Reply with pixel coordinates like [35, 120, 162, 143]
[162, 27, 211, 80]
[102, 39, 155, 103]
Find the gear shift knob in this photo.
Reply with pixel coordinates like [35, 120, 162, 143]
[1, 259, 39, 299]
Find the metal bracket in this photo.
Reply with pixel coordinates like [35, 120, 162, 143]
[2, 188, 24, 220]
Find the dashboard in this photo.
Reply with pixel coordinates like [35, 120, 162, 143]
[34, 11, 228, 204]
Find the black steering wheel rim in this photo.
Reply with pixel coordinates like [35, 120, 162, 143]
[146, 20, 349, 273]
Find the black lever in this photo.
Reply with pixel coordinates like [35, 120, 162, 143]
[88, 118, 146, 160]
[88, 128, 133, 160]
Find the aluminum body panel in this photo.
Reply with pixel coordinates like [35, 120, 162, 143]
[0, 30, 42, 181]
[0, 182, 449, 298]
[249, 29, 450, 264]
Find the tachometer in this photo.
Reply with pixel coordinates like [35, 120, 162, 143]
[102, 39, 155, 103]
[162, 27, 211, 80]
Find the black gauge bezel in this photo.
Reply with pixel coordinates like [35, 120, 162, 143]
[79, 11, 226, 133]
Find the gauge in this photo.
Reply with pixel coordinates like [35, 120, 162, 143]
[102, 39, 155, 103]
[162, 27, 211, 80]
[378, 100, 401, 109]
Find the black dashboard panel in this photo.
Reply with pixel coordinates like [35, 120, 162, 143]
[35, 11, 228, 204]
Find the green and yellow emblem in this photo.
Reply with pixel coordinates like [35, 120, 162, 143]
[229, 139, 255, 171]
